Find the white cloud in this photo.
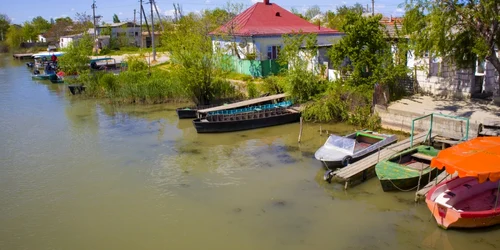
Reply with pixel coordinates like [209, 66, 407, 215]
[71, 8, 75, 11]
[119, 12, 123, 15]
[164, 9, 175, 17]
[250, 0, 259, 3]
[395, 8, 404, 13]
[205, 0, 211, 3]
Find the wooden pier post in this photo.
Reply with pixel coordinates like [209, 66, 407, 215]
[298, 117, 303, 143]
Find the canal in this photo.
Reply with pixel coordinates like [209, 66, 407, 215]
[0, 55, 498, 249]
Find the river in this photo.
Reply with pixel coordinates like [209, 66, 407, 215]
[0, 54, 498, 250]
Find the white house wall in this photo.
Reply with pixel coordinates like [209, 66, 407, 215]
[413, 57, 474, 98]
[252, 34, 342, 60]
[212, 37, 256, 59]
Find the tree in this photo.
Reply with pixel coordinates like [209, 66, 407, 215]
[329, 12, 393, 86]
[290, 7, 306, 20]
[304, 5, 321, 21]
[46, 17, 73, 41]
[163, 13, 234, 105]
[58, 34, 93, 75]
[404, 0, 500, 92]
[0, 14, 10, 41]
[31, 16, 51, 36]
[325, 3, 364, 31]
[279, 33, 324, 102]
[73, 12, 93, 34]
[22, 21, 37, 42]
[113, 14, 120, 23]
[5, 25, 22, 49]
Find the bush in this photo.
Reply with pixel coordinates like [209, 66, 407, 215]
[302, 81, 381, 129]
[125, 54, 148, 72]
[247, 81, 259, 98]
[259, 76, 285, 95]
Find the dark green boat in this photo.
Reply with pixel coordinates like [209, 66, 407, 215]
[375, 145, 440, 192]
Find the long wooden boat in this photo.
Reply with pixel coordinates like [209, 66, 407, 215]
[192, 107, 300, 133]
[426, 137, 500, 229]
[375, 145, 440, 192]
[315, 131, 397, 169]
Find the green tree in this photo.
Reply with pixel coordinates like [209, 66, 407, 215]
[0, 14, 10, 41]
[73, 12, 93, 34]
[31, 16, 51, 36]
[329, 12, 392, 86]
[5, 25, 23, 49]
[279, 33, 324, 102]
[304, 5, 321, 21]
[46, 17, 73, 41]
[163, 13, 234, 105]
[290, 7, 306, 20]
[22, 21, 37, 42]
[113, 14, 120, 23]
[325, 3, 364, 31]
[404, 0, 500, 92]
[58, 34, 93, 74]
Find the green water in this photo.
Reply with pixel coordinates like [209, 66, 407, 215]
[0, 55, 498, 250]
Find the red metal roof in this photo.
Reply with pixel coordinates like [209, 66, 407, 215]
[211, 2, 341, 36]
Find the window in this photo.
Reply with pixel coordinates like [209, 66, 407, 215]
[476, 59, 485, 76]
[267, 45, 280, 60]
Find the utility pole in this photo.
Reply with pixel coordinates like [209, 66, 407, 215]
[150, 0, 156, 61]
[153, 1, 164, 32]
[133, 9, 137, 46]
[372, 0, 375, 16]
[140, 0, 143, 48]
[92, 0, 97, 40]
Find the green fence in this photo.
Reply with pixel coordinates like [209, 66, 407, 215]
[410, 113, 470, 148]
[227, 56, 285, 77]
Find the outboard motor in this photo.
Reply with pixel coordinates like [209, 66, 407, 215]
[323, 170, 334, 183]
[33, 69, 40, 75]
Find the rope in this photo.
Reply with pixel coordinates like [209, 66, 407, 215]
[385, 177, 420, 192]
[494, 182, 500, 210]
[416, 161, 425, 192]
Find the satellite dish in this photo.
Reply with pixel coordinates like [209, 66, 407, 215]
[238, 39, 248, 48]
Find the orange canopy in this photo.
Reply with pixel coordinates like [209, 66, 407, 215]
[431, 137, 500, 183]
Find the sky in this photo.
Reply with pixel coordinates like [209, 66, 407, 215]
[3, 0, 406, 24]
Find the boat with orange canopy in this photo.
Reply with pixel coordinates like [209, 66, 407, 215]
[426, 137, 500, 229]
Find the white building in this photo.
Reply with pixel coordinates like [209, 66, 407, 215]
[210, 0, 344, 77]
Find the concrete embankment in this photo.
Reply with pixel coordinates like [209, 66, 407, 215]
[376, 95, 500, 139]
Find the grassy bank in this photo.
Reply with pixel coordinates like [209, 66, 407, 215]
[73, 68, 243, 105]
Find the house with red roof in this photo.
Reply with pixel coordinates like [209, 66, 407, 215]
[210, 0, 344, 77]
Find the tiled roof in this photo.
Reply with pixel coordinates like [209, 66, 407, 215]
[211, 1, 341, 36]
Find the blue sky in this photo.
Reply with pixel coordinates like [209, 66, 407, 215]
[4, 0, 405, 24]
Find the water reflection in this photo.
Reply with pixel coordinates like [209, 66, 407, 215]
[3, 54, 500, 250]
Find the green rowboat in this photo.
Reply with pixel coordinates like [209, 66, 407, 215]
[375, 145, 440, 192]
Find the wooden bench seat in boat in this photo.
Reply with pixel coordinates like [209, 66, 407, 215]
[434, 178, 499, 211]
[411, 153, 434, 161]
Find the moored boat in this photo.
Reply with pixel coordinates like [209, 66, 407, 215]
[192, 106, 300, 133]
[375, 145, 440, 192]
[32, 73, 56, 80]
[426, 137, 500, 229]
[315, 131, 397, 170]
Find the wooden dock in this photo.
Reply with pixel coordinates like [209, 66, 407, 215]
[13, 53, 33, 59]
[333, 132, 432, 189]
[197, 93, 287, 113]
[414, 171, 457, 202]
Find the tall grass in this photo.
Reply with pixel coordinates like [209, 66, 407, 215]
[79, 70, 188, 104]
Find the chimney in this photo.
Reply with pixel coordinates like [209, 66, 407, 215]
[264, 0, 270, 5]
